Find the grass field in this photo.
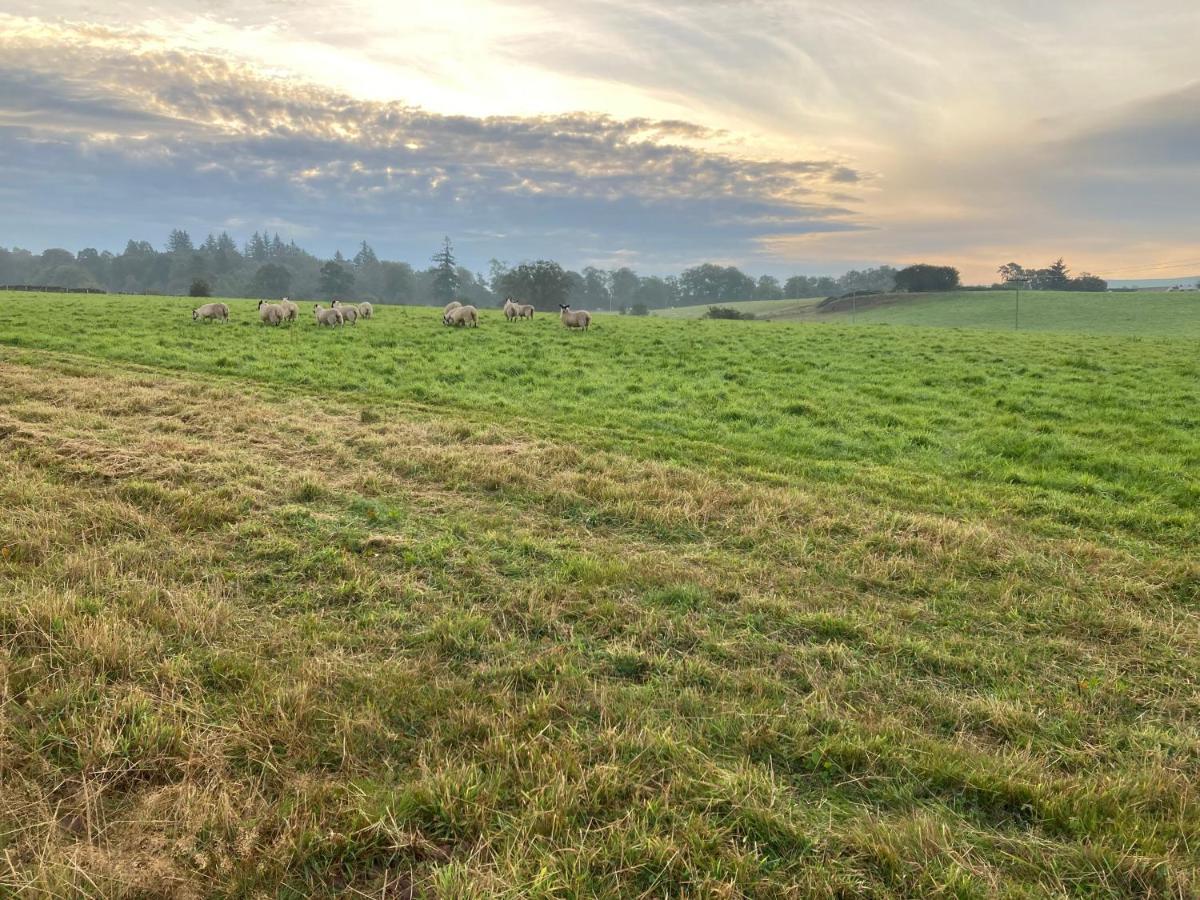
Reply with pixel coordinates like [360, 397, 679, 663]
[1, 292, 1198, 897]
[657, 290, 1200, 337]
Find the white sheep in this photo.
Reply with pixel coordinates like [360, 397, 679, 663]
[258, 300, 284, 325]
[357, 302, 374, 319]
[516, 301, 535, 319]
[332, 300, 358, 325]
[558, 304, 591, 331]
[313, 304, 344, 327]
[192, 302, 228, 322]
[444, 305, 478, 327]
[443, 300, 463, 319]
[503, 297, 519, 321]
[278, 297, 299, 322]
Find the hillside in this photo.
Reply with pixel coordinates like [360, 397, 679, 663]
[1, 292, 1197, 897]
[654, 290, 1200, 336]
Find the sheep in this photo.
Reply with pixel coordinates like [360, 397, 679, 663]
[444, 304, 478, 327]
[503, 297, 519, 321]
[258, 299, 284, 325]
[313, 303, 344, 327]
[192, 302, 228, 322]
[357, 301, 374, 319]
[558, 304, 591, 331]
[442, 300, 463, 320]
[332, 300, 359, 325]
[278, 297, 299, 322]
[516, 301, 535, 319]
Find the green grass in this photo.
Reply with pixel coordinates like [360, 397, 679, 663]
[657, 290, 1200, 337]
[1, 292, 1197, 897]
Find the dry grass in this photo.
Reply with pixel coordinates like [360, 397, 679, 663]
[1, 348, 1197, 897]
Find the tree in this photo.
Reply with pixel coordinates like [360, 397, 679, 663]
[1042, 258, 1070, 290]
[380, 261, 415, 304]
[167, 229, 194, 254]
[353, 240, 379, 268]
[1069, 273, 1108, 292]
[609, 267, 641, 309]
[634, 276, 677, 309]
[581, 266, 612, 310]
[894, 264, 960, 292]
[997, 262, 1028, 284]
[753, 275, 783, 300]
[629, 302, 649, 316]
[678, 264, 755, 302]
[319, 260, 354, 298]
[431, 237, 459, 303]
[250, 263, 292, 299]
[784, 275, 821, 298]
[498, 260, 571, 311]
[189, 278, 212, 297]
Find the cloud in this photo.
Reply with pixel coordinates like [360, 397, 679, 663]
[0, 17, 867, 269]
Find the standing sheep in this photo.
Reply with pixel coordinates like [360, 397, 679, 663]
[313, 304, 344, 327]
[357, 302, 374, 319]
[278, 297, 299, 322]
[503, 297, 519, 321]
[442, 300, 463, 320]
[516, 301, 535, 319]
[258, 300, 284, 326]
[558, 304, 591, 331]
[332, 300, 359, 325]
[444, 305, 478, 327]
[192, 302, 229, 322]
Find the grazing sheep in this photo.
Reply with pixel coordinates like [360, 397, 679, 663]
[444, 304, 478, 327]
[332, 300, 359, 325]
[192, 302, 228, 322]
[258, 299, 284, 326]
[278, 297, 298, 322]
[357, 302, 374, 319]
[503, 297, 519, 321]
[443, 300, 463, 319]
[558, 304, 591, 331]
[313, 304, 344, 327]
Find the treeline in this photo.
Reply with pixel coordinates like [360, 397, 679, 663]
[996, 259, 1107, 292]
[0, 230, 899, 311]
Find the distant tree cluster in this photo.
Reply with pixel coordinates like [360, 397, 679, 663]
[997, 259, 1108, 292]
[1, 227, 903, 309]
[894, 264, 960, 292]
[704, 306, 756, 320]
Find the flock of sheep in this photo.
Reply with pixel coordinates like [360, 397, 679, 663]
[190, 297, 594, 330]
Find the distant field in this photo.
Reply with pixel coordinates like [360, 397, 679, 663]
[657, 290, 1200, 336]
[653, 298, 824, 319]
[1, 291, 1197, 896]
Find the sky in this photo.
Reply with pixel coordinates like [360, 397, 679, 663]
[1, 2, 1198, 281]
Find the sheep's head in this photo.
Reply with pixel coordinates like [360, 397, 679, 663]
[559, 304, 570, 311]
[191, 309, 199, 320]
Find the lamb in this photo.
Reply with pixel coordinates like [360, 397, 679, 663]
[192, 302, 228, 322]
[503, 297, 519, 321]
[443, 304, 478, 327]
[278, 297, 299, 322]
[258, 299, 284, 325]
[558, 304, 591, 331]
[332, 300, 358, 325]
[313, 304, 344, 327]
[443, 300, 463, 319]
[357, 302, 374, 319]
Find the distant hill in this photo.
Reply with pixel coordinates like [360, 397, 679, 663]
[653, 289, 1200, 336]
[1106, 277, 1200, 289]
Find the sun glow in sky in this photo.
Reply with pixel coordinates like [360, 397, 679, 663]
[2, 1, 1199, 279]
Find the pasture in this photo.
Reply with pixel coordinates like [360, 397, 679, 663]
[1, 292, 1197, 897]
[657, 289, 1200, 337]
